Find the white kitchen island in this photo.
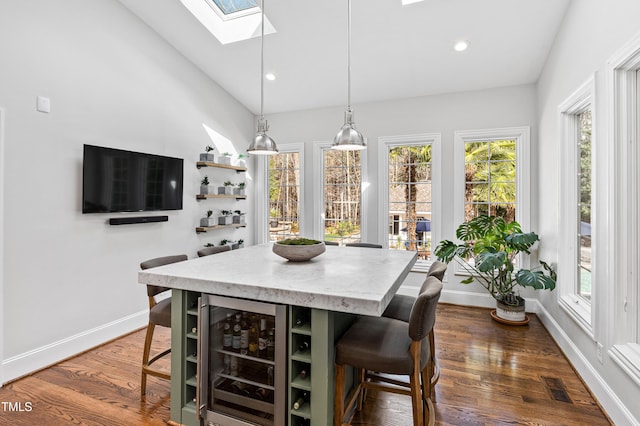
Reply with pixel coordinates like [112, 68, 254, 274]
[138, 243, 417, 426]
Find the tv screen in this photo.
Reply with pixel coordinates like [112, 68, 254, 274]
[82, 144, 184, 214]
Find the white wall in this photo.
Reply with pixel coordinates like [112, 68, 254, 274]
[265, 84, 537, 301]
[537, 0, 640, 424]
[0, 0, 254, 382]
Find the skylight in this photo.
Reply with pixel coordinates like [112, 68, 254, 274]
[205, 0, 259, 21]
[180, 0, 275, 45]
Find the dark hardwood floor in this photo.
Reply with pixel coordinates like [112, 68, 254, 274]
[0, 304, 611, 425]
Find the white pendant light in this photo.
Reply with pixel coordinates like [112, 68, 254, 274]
[248, 0, 278, 155]
[332, 0, 366, 151]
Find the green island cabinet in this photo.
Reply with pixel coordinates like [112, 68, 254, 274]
[171, 290, 354, 426]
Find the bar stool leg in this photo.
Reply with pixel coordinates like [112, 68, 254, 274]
[410, 342, 424, 426]
[356, 368, 366, 411]
[141, 323, 155, 399]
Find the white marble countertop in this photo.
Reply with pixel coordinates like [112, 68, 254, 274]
[138, 243, 417, 316]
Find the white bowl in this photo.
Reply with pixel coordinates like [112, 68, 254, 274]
[272, 241, 326, 262]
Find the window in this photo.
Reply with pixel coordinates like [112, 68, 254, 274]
[207, 0, 258, 17]
[180, 0, 273, 45]
[578, 110, 593, 301]
[454, 127, 530, 269]
[608, 35, 640, 383]
[379, 134, 441, 272]
[464, 139, 516, 222]
[268, 148, 302, 242]
[558, 78, 594, 335]
[322, 148, 362, 245]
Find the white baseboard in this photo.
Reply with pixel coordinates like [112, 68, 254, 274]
[439, 290, 637, 425]
[534, 302, 638, 425]
[2, 310, 148, 384]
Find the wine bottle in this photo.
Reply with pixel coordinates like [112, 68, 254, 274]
[248, 317, 259, 357]
[223, 354, 230, 375]
[223, 313, 233, 349]
[298, 368, 309, 380]
[266, 328, 275, 360]
[293, 391, 309, 410]
[293, 418, 311, 426]
[258, 318, 268, 358]
[232, 313, 242, 351]
[253, 387, 272, 401]
[230, 355, 238, 376]
[294, 314, 308, 327]
[240, 312, 249, 355]
[297, 340, 310, 352]
[230, 380, 250, 396]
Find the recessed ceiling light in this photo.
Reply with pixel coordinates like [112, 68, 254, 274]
[454, 40, 469, 52]
[402, 0, 425, 5]
[265, 73, 276, 81]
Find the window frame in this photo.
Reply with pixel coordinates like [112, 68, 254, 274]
[255, 143, 305, 244]
[267, 147, 304, 242]
[453, 127, 531, 273]
[558, 76, 596, 337]
[313, 142, 367, 243]
[607, 32, 640, 384]
[378, 133, 442, 272]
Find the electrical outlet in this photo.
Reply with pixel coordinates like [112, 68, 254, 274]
[596, 342, 604, 364]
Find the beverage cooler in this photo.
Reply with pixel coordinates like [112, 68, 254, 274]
[197, 294, 287, 426]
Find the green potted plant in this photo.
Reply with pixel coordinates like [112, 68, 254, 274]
[237, 239, 244, 249]
[218, 210, 233, 225]
[236, 153, 247, 167]
[434, 215, 556, 323]
[200, 176, 210, 195]
[218, 152, 232, 165]
[201, 210, 216, 227]
[233, 210, 246, 225]
[234, 182, 246, 196]
[200, 145, 215, 162]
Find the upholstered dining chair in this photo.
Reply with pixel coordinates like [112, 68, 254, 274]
[334, 276, 443, 426]
[139, 254, 188, 400]
[197, 245, 231, 257]
[382, 261, 447, 389]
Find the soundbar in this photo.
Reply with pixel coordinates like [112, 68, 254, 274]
[109, 216, 168, 225]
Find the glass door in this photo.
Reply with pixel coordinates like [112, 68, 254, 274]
[198, 294, 287, 426]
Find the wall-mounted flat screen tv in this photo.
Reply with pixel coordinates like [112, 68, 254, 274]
[82, 144, 184, 214]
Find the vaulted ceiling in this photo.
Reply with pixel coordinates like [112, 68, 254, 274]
[118, 0, 570, 115]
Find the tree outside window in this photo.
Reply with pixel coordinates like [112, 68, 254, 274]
[323, 150, 361, 245]
[464, 139, 516, 223]
[269, 152, 300, 241]
[387, 145, 432, 258]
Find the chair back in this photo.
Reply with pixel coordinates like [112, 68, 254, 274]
[408, 276, 443, 342]
[140, 254, 188, 298]
[197, 245, 231, 257]
[426, 260, 447, 281]
[418, 260, 447, 294]
[345, 242, 383, 248]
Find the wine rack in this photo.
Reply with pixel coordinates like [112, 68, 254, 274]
[289, 306, 312, 424]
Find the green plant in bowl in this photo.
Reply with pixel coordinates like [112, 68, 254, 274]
[273, 238, 325, 261]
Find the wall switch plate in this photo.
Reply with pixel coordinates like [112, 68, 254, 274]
[36, 96, 50, 113]
[596, 342, 604, 364]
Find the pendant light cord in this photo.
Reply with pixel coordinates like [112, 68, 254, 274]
[260, 0, 265, 120]
[347, 0, 352, 110]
